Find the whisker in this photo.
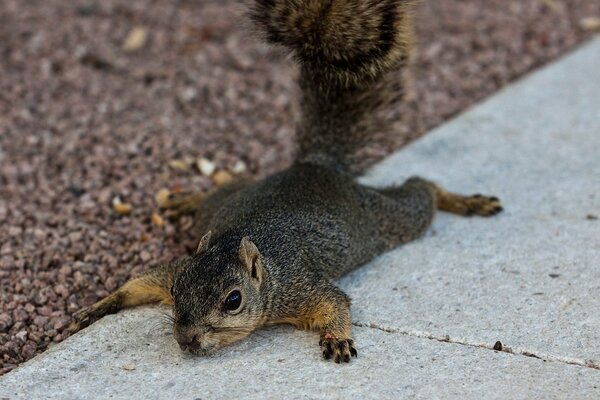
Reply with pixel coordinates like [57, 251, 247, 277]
[146, 312, 175, 334]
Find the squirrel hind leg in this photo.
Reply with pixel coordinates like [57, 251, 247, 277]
[68, 272, 173, 333]
[373, 176, 502, 236]
[366, 177, 438, 248]
[160, 178, 253, 221]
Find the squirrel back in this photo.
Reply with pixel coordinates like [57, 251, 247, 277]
[250, 0, 416, 174]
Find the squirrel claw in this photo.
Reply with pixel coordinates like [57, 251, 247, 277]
[320, 337, 357, 363]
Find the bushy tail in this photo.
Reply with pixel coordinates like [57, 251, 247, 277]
[250, 0, 416, 174]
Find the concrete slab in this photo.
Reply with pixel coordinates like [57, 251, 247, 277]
[1, 307, 598, 400]
[2, 35, 600, 400]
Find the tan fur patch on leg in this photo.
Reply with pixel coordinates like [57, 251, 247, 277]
[69, 275, 172, 333]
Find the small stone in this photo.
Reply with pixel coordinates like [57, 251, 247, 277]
[122, 363, 136, 371]
[54, 284, 69, 298]
[0, 314, 13, 332]
[33, 228, 46, 241]
[197, 158, 216, 176]
[104, 276, 117, 292]
[38, 306, 52, 317]
[8, 226, 23, 237]
[139, 250, 152, 263]
[15, 330, 28, 343]
[33, 290, 48, 306]
[68, 231, 83, 243]
[33, 315, 49, 328]
[52, 317, 70, 331]
[493, 341, 503, 351]
[122, 26, 148, 52]
[21, 342, 37, 359]
[232, 160, 247, 174]
[13, 309, 29, 322]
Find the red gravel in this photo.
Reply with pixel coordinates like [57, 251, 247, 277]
[1, 0, 599, 374]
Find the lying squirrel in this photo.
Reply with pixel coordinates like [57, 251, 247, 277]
[70, 0, 502, 364]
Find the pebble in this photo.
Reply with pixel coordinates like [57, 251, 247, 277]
[0, 314, 13, 332]
[140, 250, 152, 262]
[33, 316, 49, 328]
[15, 331, 28, 343]
[197, 158, 216, 176]
[13, 309, 29, 323]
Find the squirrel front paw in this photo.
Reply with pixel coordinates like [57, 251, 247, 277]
[68, 307, 95, 333]
[319, 334, 357, 363]
[69, 301, 114, 333]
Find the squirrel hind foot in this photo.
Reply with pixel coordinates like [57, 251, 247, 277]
[459, 194, 503, 217]
[432, 185, 503, 217]
[159, 191, 206, 219]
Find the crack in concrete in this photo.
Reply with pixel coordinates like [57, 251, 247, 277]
[352, 320, 600, 371]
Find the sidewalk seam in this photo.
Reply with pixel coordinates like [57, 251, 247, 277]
[353, 320, 600, 371]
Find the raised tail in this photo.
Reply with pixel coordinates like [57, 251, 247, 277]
[250, 0, 416, 174]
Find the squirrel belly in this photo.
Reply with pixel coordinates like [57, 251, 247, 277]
[69, 0, 503, 364]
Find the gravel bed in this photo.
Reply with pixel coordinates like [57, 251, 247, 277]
[1, 0, 599, 374]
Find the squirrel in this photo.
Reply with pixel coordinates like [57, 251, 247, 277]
[69, 0, 502, 364]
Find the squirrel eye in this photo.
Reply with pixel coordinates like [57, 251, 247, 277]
[224, 290, 242, 311]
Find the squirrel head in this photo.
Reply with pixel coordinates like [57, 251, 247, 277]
[170, 232, 268, 355]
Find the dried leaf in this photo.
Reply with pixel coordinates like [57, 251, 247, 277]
[580, 17, 600, 32]
[155, 188, 171, 208]
[151, 213, 165, 228]
[212, 170, 233, 186]
[112, 197, 132, 215]
[122, 26, 148, 52]
[113, 202, 132, 215]
[168, 159, 191, 172]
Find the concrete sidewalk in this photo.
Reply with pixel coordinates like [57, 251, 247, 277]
[2, 36, 599, 399]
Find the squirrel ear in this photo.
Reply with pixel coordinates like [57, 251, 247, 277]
[196, 231, 212, 254]
[239, 236, 264, 285]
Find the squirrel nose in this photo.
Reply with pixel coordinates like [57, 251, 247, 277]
[174, 330, 201, 351]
